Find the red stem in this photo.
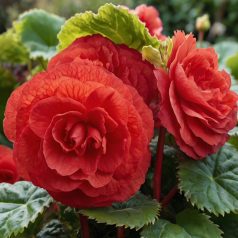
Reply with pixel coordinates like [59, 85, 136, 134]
[198, 31, 204, 47]
[80, 215, 90, 238]
[161, 186, 178, 207]
[153, 127, 166, 201]
[117, 227, 125, 238]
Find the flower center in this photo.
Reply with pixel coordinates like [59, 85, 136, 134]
[53, 118, 107, 156]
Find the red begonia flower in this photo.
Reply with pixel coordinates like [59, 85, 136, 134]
[0, 145, 19, 183]
[49, 35, 158, 110]
[155, 31, 238, 159]
[4, 58, 153, 207]
[132, 4, 166, 40]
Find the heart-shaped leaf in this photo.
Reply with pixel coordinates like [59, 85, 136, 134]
[178, 144, 238, 215]
[14, 9, 65, 60]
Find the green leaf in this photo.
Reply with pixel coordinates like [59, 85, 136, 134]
[228, 127, 238, 149]
[36, 219, 69, 238]
[0, 30, 29, 64]
[0, 181, 53, 238]
[141, 219, 191, 238]
[213, 41, 238, 70]
[176, 209, 222, 238]
[14, 9, 65, 60]
[58, 3, 159, 52]
[0, 66, 15, 88]
[80, 193, 160, 230]
[213, 41, 238, 92]
[59, 206, 79, 236]
[0, 67, 15, 132]
[213, 213, 238, 238]
[13, 214, 43, 238]
[178, 144, 238, 216]
[226, 53, 238, 79]
[231, 84, 238, 94]
[141, 209, 222, 238]
[228, 136, 238, 150]
[142, 38, 173, 68]
[229, 127, 238, 137]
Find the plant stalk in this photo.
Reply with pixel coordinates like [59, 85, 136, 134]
[117, 227, 125, 238]
[153, 127, 166, 201]
[198, 31, 204, 47]
[79, 215, 90, 238]
[161, 186, 178, 207]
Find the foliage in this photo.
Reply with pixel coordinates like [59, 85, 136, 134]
[213, 41, 238, 94]
[141, 209, 222, 238]
[0, 181, 52, 238]
[58, 3, 159, 51]
[14, 9, 65, 60]
[149, 0, 238, 40]
[80, 193, 160, 230]
[142, 38, 173, 68]
[178, 144, 238, 216]
[2, 0, 238, 40]
[226, 53, 238, 79]
[0, 67, 15, 132]
[213, 41, 238, 71]
[0, 30, 29, 64]
[36, 219, 69, 238]
[213, 213, 238, 238]
[58, 3, 173, 68]
[35, 0, 135, 17]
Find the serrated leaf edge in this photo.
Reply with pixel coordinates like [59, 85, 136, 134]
[79, 201, 160, 230]
[177, 162, 234, 216]
[11, 195, 53, 238]
[0, 182, 53, 238]
[141, 211, 223, 238]
[197, 212, 223, 237]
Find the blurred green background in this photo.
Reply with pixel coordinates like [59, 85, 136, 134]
[0, 0, 238, 41]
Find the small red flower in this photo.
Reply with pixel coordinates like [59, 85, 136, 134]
[132, 4, 166, 40]
[155, 31, 238, 159]
[0, 145, 18, 183]
[4, 39, 154, 207]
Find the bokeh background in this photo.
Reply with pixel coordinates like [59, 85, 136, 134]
[0, 0, 238, 41]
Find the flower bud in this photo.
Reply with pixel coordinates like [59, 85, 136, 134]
[196, 14, 211, 32]
[142, 38, 173, 68]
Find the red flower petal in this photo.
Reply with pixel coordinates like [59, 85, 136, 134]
[0, 145, 18, 183]
[156, 31, 238, 159]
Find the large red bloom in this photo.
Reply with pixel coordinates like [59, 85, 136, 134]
[4, 48, 153, 207]
[132, 4, 166, 40]
[49, 35, 158, 109]
[155, 31, 238, 159]
[0, 145, 18, 183]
